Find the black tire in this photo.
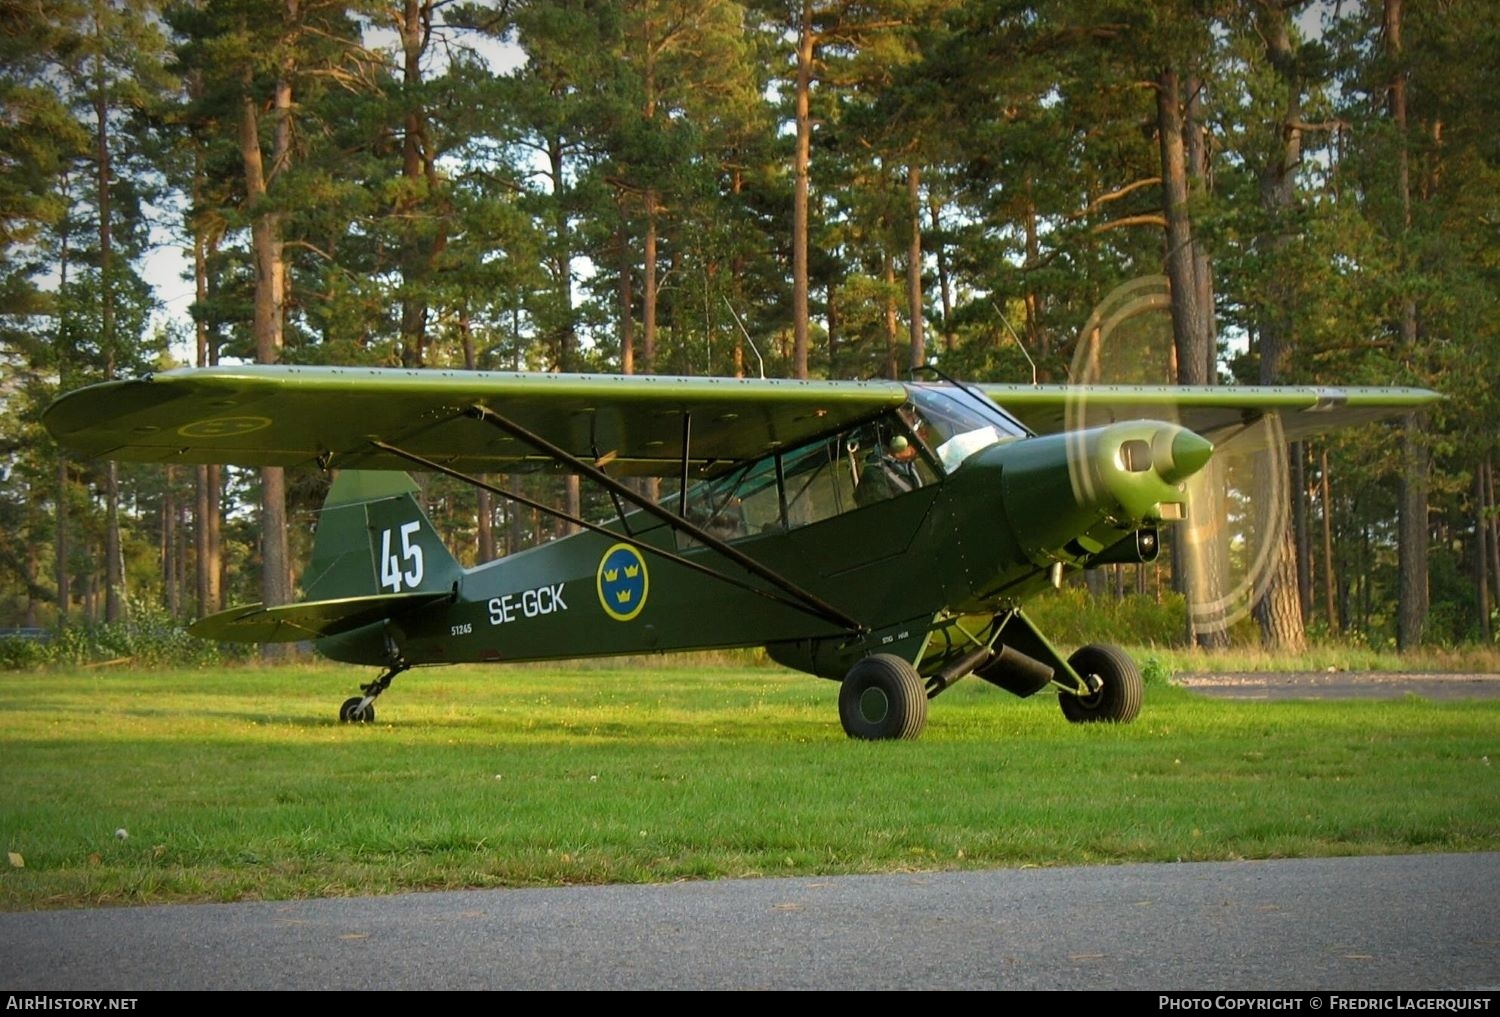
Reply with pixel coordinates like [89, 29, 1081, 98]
[839, 654, 927, 740]
[339, 696, 375, 724]
[1058, 643, 1142, 724]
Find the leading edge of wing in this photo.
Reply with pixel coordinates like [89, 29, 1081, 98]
[188, 591, 452, 644]
[984, 384, 1443, 443]
[43, 365, 909, 476]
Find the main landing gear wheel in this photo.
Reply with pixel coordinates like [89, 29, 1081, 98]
[839, 654, 927, 741]
[339, 696, 375, 724]
[1058, 643, 1142, 724]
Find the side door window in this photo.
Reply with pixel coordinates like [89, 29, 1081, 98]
[673, 412, 939, 548]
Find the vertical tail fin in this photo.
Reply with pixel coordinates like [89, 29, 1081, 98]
[303, 471, 463, 602]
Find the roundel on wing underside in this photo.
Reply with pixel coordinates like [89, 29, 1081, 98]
[597, 543, 649, 621]
[177, 415, 273, 438]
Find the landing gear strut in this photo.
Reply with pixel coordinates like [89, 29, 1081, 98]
[339, 661, 409, 724]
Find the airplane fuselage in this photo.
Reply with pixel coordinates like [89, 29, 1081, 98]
[317, 409, 1208, 683]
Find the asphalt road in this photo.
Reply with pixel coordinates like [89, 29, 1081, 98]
[3, 853, 1497, 991]
[1175, 671, 1500, 701]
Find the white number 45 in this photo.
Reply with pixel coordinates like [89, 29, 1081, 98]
[379, 522, 425, 592]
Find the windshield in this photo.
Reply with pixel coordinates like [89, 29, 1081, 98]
[904, 384, 1027, 471]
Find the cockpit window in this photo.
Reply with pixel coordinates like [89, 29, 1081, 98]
[666, 384, 1021, 548]
[670, 408, 942, 548]
[905, 385, 1026, 471]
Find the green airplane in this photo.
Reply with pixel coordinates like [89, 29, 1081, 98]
[42, 366, 1439, 740]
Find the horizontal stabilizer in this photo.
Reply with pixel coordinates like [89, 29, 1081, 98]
[188, 591, 452, 644]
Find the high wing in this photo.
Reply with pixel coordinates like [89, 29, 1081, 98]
[42, 366, 1441, 477]
[984, 384, 1441, 450]
[41, 365, 909, 477]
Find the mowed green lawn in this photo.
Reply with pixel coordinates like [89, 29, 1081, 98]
[1, 659, 1496, 909]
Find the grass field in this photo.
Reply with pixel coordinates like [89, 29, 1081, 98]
[1, 657, 1497, 910]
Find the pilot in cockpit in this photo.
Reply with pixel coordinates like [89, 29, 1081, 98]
[857, 426, 925, 503]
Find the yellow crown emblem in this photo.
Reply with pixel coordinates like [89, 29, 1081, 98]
[604, 569, 618, 581]
[624, 565, 639, 578]
[616, 590, 633, 604]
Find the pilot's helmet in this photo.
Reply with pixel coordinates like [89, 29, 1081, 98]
[887, 435, 910, 455]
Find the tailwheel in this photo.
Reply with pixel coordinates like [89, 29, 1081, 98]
[1058, 643, 1142, 724]
[339, 696, 375, 724]
[337, 661, 408, 725]
[839, 653, 927, 741]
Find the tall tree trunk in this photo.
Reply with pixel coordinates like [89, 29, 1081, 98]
[547, 134, 576, 372]
[55, 213, 72, 627]
[24, 490, 39, 627]
[1487, 455, 1500, 620]
[208, 464, 223, 611]
[104, 464, 124, 622]
[1158, 69, 1208, 378]
[643, 202, 658, 375]
[928, 192, 952, 354]
[1385, 0, 1428, 649]
[1159, 69, 1213, 387]
[192, 165, 222, 619]
[905, 164, 924, 371]
[1293, 444, 1311, 622]
[1360, 516, 1371, 632]
[825, 279, 838, 377]
[1478, 467, 1492, 643]
[396, 0, 438, 368]
[1320, 447, 1339, 634]
[617, 211, 635, 376]
[459, 305, 496, 563]
[1158, 66, 1227, 648]
[241, 49, 293, 643]
[163, 468, 179, 617]
[194, 467, 216, 617]
[55, 458, 69, 626]
[1250, 6, 1306, 652]
[729, 167, 746, 379]
[1185, 76, 1216, 382]
[882, 251, 898, 380]
[93, 26, 125, 624]
[1253, 469, 1305, 651]
[545, 134, 582, 530]
[1022, 177, 1043, 361]
[791, 0, 813, 379]
[508, 491, 527, 557]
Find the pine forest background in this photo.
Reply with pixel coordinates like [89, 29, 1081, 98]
[1, 0, 1497, 661]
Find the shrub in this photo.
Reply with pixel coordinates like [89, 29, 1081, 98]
[0, 598, 249, 671]
[1024, 585, 1193, 648]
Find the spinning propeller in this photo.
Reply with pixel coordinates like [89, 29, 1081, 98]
[1063, 276, 1293, 639]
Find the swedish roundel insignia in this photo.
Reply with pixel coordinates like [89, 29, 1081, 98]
[597, 543, 649, 622]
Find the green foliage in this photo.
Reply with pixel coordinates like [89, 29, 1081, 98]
[1024, 583, 1196, 649]
[0, 598, 246, 671]
[1139, 655, 1172, 688]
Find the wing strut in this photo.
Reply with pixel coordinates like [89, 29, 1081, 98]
[464, 404, 868, 635]
[367, 439, 864, 636]
[678, 412, 692, 518]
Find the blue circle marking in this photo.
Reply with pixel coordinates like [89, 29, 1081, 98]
[597, 543, 649, 622]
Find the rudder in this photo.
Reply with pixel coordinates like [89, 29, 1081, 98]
[303, 471, 463, 602]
